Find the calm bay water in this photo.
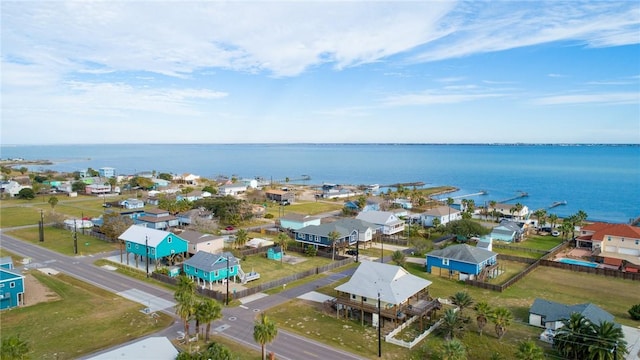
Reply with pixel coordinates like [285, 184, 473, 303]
[1, 144, 638, 224]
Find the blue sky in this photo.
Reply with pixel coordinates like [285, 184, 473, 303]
[1, 1, 639, 144]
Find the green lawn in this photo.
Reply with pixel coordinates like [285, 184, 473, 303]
[0, 272, 173, 359]
[0, 204, 47, 228]
[265, 200, 343, 217]
[493, 247, 544, 259]
[5, 226, 118, 256]
[514, 235, 563, 251]
[236, 251, 334, 286]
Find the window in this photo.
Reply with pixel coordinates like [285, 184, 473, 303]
[195, 269, 198, 274]
[135, 244, 139, 249]
[608, 237, 611, 241]
[171, 249, 175, 254]
[351, 294, 356, 299]
[10, 282, 15, 288]
[168, 236, 172, 243]
[442, 258, 449, 266]
[127, 243, 131, 249]
[636, 240, 639, 245]
[214, 270, 219, 277]
[0, 284, 4, 288]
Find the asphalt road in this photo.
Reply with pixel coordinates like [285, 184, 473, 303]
[0, 231, 367, 360]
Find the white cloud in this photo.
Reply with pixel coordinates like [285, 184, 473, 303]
[533, 92, 639, 105]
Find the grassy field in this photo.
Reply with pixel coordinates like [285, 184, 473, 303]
[0, 272, 173, 360]
[514, 235, 563, 250]
[5, 226, 118, 256]
[264, 200, 343, 217]
[0, 204, 48, 228]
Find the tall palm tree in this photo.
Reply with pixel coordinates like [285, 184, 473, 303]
[277, 232, 289, 264]
[516, 339, 545, 360]
[254, 312, 278, 360]
[474, 301, 492, 336]
[450, 291, 474, 313]
[490, 307, 513, 340]
[514, 202, 524, 220]
[438, 339, 467, 360]
[328, 231, 341, 261]
[548, 214, 559, 232]
[174, 275, 196, 336]
[560, 219, 574, 241]
[446, 197, 454, 223]
[489, 200, 497, 222]
[589, 321, 628, 360]
[198, 298, 223, 341]
[533, 209, 547, 232]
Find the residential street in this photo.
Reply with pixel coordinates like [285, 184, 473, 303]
[0, 230, 367, 360]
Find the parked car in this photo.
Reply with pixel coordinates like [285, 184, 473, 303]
[225, 226, 235, 231]
[280, 200, 290, 206]
[551, 230, 560, 237]
[346, 249, 358, 256]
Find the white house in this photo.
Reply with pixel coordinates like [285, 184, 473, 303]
[219, 183, 247, 196]
[420, 206, 461, 227]
[178, 230, 224, 255]
[0, 181, 31, 197]
[356, 211, 404, 236]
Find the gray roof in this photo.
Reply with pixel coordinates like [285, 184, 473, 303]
[178, 230, 223, 244]
[422, 206, 459, 217]
[356, 211, 402, 226]
[184, 251, 238, 272]
[529, 298, 615, 325]
[335, 261, 431, 305]
[427, 244, 497, 264]
[281, 213, 320, 222]
[297, 222, 354, 238]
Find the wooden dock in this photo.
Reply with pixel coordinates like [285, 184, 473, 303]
[548, 201, 567, 209]
[498, 191, 528, 203]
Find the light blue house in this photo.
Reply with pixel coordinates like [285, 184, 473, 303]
[426, 244, 498, 281]
[118, 225, 188, 271]
[183, 251, 241, 289]
[267, 246, 283, 261]
[99, 167, 116, 178]
[278, 213, 321, 231]
[0, 268, 25, 310]
[119, 198, 145, 209]
[490, 220, 524, 243]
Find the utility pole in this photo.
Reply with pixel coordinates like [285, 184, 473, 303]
[145, 236, 149, 278]
[39, 209, 44, 242]
[73, 220, 78, 255]
[378, 291, 382, 358]
[226, 254, 230, 305]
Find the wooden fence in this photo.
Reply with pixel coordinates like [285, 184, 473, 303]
[539, 259, 640, 281]
[152, 255, 355, 302]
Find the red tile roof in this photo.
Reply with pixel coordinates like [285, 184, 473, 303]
[603, 257, 623, 266]
[581, 222, 640, 241]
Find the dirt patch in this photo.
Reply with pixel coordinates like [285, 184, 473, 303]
[23, 272, 61, 307]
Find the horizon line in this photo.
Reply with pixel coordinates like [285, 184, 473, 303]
[2, 142, 639, 147]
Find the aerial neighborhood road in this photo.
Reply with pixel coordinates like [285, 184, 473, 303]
[0, 230, 365, 360]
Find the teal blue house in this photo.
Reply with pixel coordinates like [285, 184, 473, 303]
[0, 268, 25, 310]
[183, 251, 241, 290]
[267, 246, 283, 261]
[426, 244, 498, 281]
[118, 225, 188, 271]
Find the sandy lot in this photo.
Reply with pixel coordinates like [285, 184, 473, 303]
[23, 272, 61, 307]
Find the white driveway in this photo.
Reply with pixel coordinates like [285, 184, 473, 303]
[623, 325, 640, 360]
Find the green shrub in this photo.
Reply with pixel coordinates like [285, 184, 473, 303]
[629, 304, 640, 320]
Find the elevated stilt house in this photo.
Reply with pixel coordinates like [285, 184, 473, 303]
[333, 261, 440, 331]
[118, 225, 188, 272]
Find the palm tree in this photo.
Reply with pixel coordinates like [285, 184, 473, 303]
[490, 306, 513, 340]
[489, 200, 497, 222]
[277, 232, 289, 264]
[554, 312, 593, 360]
[516, 339, 545, 360]
[450, 291, 474, 313]
[474, 301, 492, 336]
[198, 298, 223, 341]
[533, 209, 547, 232]
[391, 250, 406, 268]
[235, 229, 248, 249]
[548, 213, 559, 232]
[560, 219, 574, 241]
[446, 197, 454, 223]
[328, 230, 341, 261]
[514, 202, 524, 220]
[589, 321, 628, 360]
[1, 335, 30, 360]
[254, 312, 278, 360]
[440, 308, 465, 340]
[432, 217, 441, 230]
[437, 339, 467, 360]
[175, 275, 196, 336]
